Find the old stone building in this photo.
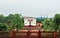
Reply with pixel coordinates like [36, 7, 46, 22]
[23, 16, 44, 31]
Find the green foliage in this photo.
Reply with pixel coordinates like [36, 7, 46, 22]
[42, 14, 60, 31]
[0, 22, 7, 31]
[54, 14, 60, 25]
[54, 14, 60, 31]
[1, 13, 24, 31]
[11, 14, 24, 29]
[0, 15, 5, 23]
[4, 14, 14, 26]
[42, 18, 54, 31]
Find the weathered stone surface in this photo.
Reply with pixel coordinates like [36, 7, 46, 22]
[0, 31, 12, 37]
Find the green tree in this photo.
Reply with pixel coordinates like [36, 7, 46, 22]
[11, 14, 24, 30]
[54, 14, 60, 31]
[4, 14, 24, 31]
[4, 14, 14, 26]
[42, 18, 54, 31]
[0, 14, 5, 23]
[0, 22, 7, 31]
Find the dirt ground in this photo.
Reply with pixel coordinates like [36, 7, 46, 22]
[0, 32, 60, 38]
[16, 32, 60, 38]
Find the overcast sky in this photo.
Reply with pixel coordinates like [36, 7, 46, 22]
[0, 0, 60, 17]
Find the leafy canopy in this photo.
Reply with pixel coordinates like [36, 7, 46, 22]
[0, 22, 7, 31]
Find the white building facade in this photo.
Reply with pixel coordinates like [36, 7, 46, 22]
[24, 17, 36, 26]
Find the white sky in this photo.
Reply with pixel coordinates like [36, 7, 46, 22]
[0, 0, 60, 17]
